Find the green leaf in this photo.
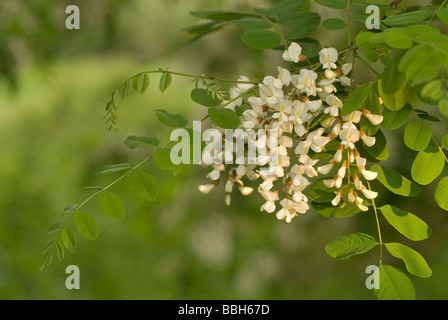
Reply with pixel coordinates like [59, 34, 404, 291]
[411, 145, 445, 185]
[132, 74, 150, 94]
[322, 18, 346, 30]
[159, 72, 172, 93]
[190, 10, 260, 21]
[435, 177, 448, 211]
[385, 30, 413, 49]
[356, 32, 376, 49]
[63, 204, 79, 214]
[370, 165, 421, 197]
[379, 205, 431, 241]
[282, 12, 321, 40]
[326, 233, 378, 260]
[404, 122, 432, 152]
[315, 0, 345, 9]
[208, 108, 240, 130]
[383, 10, 429, 26]
[264, 0, 306, 14]
[231, 19, 272, 29]
[153, 148, 183, 176]
[155, 109, 188, 128]
[96, 163, 131, 175]
[48, 223, 62, 236]
[442, 134, 448, 150]
[124, 136, 160, 149]
[39, 250, 52, 272]
[435, 9, 448, 26]
[191, 88, 222, 107]
[364, 130, 389, 161]
[308, 180, 336, 203]
[61, 228, 77, 254]
[385, 243, 432, 278]
[381, 104, 412, 130]
[74, 212, 98, 240]
[440, 98, 448, 119]
[374, 265, 415, 300]
[378, 79, 407, 111]
[341, 82, 373, 116]
[311, 202, 362, 218]
[241, 30, 282, 50]
[98, 191, 126, 220]
[55, 240, 64, 262]
[127, 169, 158, 202]
[398, 45, 433, 83]
[380, 54, 406, 95]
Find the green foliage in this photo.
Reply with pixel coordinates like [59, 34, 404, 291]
[155, 109, 188, 128]
[126, 170, 158, 202]
[98, 192, 126, 220]
[379, 205, 431, 241]
[241, 30, 282, 50]
[74, 212, 98, 241]
[341, 82, 373, 116]
[374, 265, 415, 300]
[96, 163, 132, 175]
[385, 243, 432, 278]
[123, 136, 160, 150]
[153, 149, 184, 176]
[326, 233, 378, 260]
[435, 177, 448, 211]
[208, 108, 240, 129]
[411, 146, 445, 186]
[404, 122, 432, 152]
[370, 165, 420, 197]
[191, 88, 222, 107]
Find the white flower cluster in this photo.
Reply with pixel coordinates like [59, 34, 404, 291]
[199, 42, 383, 223]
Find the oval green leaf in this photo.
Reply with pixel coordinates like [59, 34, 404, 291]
[74, 212, 98, 240]
[341, 82, 373, 116]
[124, 136, 160, 149]
[153, 148, 183, 176]
[96, 163, 131, 175]
[61, 228, 77, 254]
[155, 109, 188, 128]
[374, 265, 415, 300]
[98, 191, 126, 220]
[127, 169, 158, 202]
[435, 177, 448, 211]
[379, 205, 431, 241]
[326, 233, 378, 260]
[191, 88, 222, 107]
[404, 122, 432, 152]
[383, 10, 429, 26]
[370, 165, 421, 197]
[208, 108, 240, 130]
[411, 145, 445, 185]
[241, 30, 282, 50]
[385, 243, 432, 278]
[381, 104, 412, 130]
[159, 72, 172, 93]
[322, 18, 346, 30]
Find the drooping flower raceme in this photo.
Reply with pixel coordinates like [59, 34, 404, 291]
[198, 43, 383, 223]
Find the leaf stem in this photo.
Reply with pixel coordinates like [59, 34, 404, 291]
[367, 181, 383, 265]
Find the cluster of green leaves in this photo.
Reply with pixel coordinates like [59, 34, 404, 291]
[41, 65, 259, 270]
[43, 0, 448, 300]
[184, 0, 448, 300]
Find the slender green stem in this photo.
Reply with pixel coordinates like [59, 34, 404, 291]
[355, 53, 380, 76]
[346, 0, 352, 48]
[261, 16, 288, 49]
[367, 181, 383, 266]
[427, 0, 448, 25]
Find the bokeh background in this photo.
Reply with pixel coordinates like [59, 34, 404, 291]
[1, 0, 448, 299]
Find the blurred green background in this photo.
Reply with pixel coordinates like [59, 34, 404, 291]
[1, 0, 448, 300]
